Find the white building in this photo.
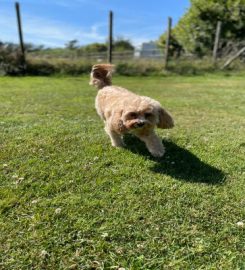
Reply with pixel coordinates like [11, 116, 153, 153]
[136, 41, 163, 58]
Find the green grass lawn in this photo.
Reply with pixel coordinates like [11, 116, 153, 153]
[0, 74, 245, 269]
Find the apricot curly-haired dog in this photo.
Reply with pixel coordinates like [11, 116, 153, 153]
[89, 64, 174, 157]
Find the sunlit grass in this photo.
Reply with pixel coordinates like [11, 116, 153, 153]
[0, 74, 244, 269]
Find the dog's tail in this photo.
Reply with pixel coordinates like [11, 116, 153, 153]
[89, 64, 115, 89]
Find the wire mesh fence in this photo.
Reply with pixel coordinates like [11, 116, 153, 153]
[28, 48, 164, 61]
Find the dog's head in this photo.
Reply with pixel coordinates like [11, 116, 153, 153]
[122, 106, 157, 132]
[89, 64, 115, 89]
[117, 100, 174, 134]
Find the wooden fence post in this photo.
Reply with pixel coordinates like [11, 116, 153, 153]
[108, 11, 113, 64]
[213, 21, 222, 65]
[222, 47, 245, 69]
[164, 17, 172, 69]
[15, 2, 26, 71]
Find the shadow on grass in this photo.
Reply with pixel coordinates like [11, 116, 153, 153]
[124, 135, 226, 185]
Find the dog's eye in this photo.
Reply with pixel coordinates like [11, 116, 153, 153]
[128, 112, 137, 119]
[145, 112, 153, 118]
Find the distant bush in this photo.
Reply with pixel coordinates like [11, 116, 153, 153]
[55, 60, 91, 75]
[25, 60, 57, 75]
[1, 55, 245, 76]
[0, 43, 25, 75]
[25, 59, 165, 76]
[26, 58, 92, 76]
[116, 61, 163, 76]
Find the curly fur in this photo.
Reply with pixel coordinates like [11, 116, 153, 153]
[89, 64, 174, 157]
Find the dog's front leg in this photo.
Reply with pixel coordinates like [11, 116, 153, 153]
[137, 131, 165, 157]
[104, 125, 125, 147]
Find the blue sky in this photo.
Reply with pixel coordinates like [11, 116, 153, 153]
[0, 0, 190, 48]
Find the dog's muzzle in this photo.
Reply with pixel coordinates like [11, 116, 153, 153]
[134, 121, 145, 128]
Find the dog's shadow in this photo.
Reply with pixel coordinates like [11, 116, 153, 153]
[124, 135, 226, 184]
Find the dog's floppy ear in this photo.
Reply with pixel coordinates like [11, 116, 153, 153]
[157, 107, 174, 129]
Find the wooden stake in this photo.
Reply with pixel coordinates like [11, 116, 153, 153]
[213, 21, 222, 65]
[164, 17, 172, 69]
[108, 11, 113, 64]
[222, 47, 245, 69]
[15, 2, 26, 71]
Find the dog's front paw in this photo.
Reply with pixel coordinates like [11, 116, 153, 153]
[150, 148, 165, 158]
[111, 140, 125, 148]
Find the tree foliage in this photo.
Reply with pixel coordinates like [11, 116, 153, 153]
[158, 34, 184, 58]
[76, 38, 134, 55]
[113, 38, 134, 51]
[79, 43, 107, 53]
[65, 40, 79, 50]
[159, 0, 245, 56]
[0, 41, 23, 75]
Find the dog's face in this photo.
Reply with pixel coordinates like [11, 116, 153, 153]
[122, 106, 157, 132]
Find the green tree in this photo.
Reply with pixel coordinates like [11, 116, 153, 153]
[158, 34, 183, 58]
[113, 38, 134, 51]
[159, 0, 245, 56]
[77, 43, 107, 57]
[65, 40, 79, 50]
[77, 39, 134, 55]
[82, 43, 107, 53]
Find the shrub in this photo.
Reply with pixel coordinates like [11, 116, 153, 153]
[0, 45, 24, 75]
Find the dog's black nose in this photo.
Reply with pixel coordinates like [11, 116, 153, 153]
[137, 122, 145, 127]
